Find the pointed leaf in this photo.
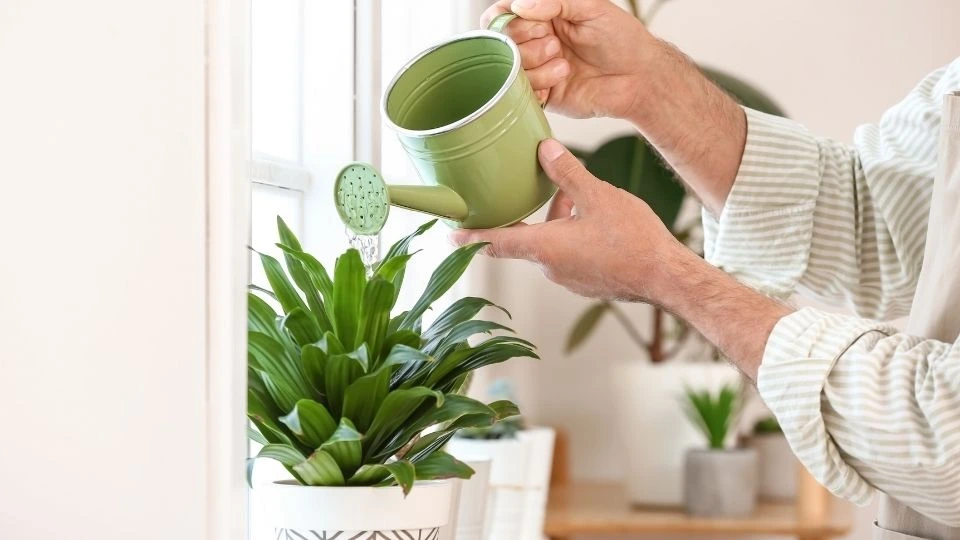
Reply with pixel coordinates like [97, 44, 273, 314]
[248, 331, 312, 412]
[565, 301, 611, 353]
[365, 387, 444, 458]
[422, 297, 510, 343]
[300, 343, 327, 394]
[358, 277, 395, 363]
[276, 217, 329, 330]
[293, 449, 345, 486]
[256, 250, 308, 314]
[487, 399, 521, 421]
[255, 444, 306, 468]
[320, 418, 363, 477]
[247, 293, 284, 346]
[280, 307, 321, 347]
[382, 330, 422, 352]
[325, 345, 369, 418]
[248, 425, 269, 446]
[413, 450, 474, 481]
[400, 243, 488, 330]
[425, 319, 514, 358]
[279, 399, 337, 449]
[377, 220, 436, 271]
[332, 249, 365, 348]
[342, 366, 390, 433]
[276, 245, 334, 305]
[348, 460, 415, 495]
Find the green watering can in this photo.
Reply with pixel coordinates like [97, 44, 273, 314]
[335, 13, 555, 235]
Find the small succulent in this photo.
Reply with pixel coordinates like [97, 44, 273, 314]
[681, 384, 743, 450]
[456, 379, 526, 440]
[752, 416, 782, 435]
[247, 218, 537, 493]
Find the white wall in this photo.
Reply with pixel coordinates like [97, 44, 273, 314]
[0, 1, 213, 538]
[478, 1, 959, 538]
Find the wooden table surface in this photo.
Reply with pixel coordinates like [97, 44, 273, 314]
[544, 482, 853, 539]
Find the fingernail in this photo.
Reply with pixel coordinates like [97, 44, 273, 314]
[540, 139, 565, 162]
[545, 38, 560, 56]
[512, 0, 536, 10]
[554, 60, 570, 77]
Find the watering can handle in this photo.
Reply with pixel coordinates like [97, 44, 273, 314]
[486, 12, 518, 33]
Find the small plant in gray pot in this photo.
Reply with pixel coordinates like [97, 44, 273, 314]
[681, 383, 757, 517]
[746, 416, 799, 501]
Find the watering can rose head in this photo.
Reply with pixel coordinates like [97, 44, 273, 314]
[247, 217, 537, 493]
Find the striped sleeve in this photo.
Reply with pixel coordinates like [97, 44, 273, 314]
[704, 60, 958, 318]
[759, 308, 960, 526]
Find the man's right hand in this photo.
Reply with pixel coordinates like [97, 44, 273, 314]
[481, 0, 657, 121]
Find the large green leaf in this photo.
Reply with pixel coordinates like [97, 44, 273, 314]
[279, 399, 337, 449]
[348, 460, 416, 494]
[387, 345, 435, 389]
[565, 301, 611, 353]
[276, 245, 334, 306]
[358, 277, 396, 363]
[247, 292, 284, 346]
[377, 220, 436, 271]
[376, 394, 497, 462]
[381, 330, 422, 355]
[331, 249, 365, 348]
[324, 345, 369, 418]
[293, 449, 345, 486]
[320, 417, 363, 478]
[421, 337, 537, 389]
[400, 243, 488, 330]
[254, 443, 306, 468]
[364, 387, 444, 459]
[413, 450, 474, 481]
[300, 343, 327, 395]
[247, 387, 301, 451]
[422, 297, 510, 343]
[425, 319, 514, 359]
[280, 307, 321, 347]
[248, 331, 313, 412]
[341, 366, 390, 433]
[256, 250, 308, 315]
[276, 217, 330, 331]
[376, 252, 416, 306]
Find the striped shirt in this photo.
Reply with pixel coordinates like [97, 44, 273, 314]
[702, 58, 960, 525]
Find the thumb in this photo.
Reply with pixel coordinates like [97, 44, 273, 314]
[509, 0, 605, 22]
[538, 139, 595, 205]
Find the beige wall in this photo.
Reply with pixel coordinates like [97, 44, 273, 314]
[478, 1, 959, 538]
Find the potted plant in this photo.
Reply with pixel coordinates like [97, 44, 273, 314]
[247, 217, 538, 537]
[682, 383, 757, 517]
[447, 380, 556, 540]
[745, 416, 798, 501]
[563, 0, 787, 507]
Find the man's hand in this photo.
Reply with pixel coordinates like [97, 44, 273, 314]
[453, 139, 681, 302]
[452, 139, 793, 380]
[482, 0, 655, 120]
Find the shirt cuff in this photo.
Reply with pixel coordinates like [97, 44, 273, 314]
[757, 307, 886, 506]
[702, 107, 822, 299]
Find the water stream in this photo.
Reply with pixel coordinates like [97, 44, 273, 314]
[345, 228, 380, 277]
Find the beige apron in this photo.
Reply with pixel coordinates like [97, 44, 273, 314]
[873, 90, 960, 539]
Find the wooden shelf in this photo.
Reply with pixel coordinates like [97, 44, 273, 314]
[544, 482, 853, 539]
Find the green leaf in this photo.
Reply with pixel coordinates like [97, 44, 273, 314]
[421, 337, 537, 390]
[325, 345, 369, 418]
[320, 417, 364, 478]
[681, 383, 742, 449]
[364, 387, 444, 459]
[413, 450, 474, 481]
[400, 243, 488, 330]
[279, 399, 337, 449]
[565, 301, 611, 353]
[276, 245, 334, 305]
[280, 307, 322, 347]
[425, 319, 514, 359]
[248, 331, 312, 412]
[377, 220, 437, 272]
[247, 387, 301, 450]
[247, 293, 284, 346]
[487, 399, 521, 421]
[422, 297, 510, 343]
[256, 250, 308, 314]
[254, 444, 306, 468]
[300, 343, 327, 394]
[276, 217, 330, 330]
[332, 249, 365, 348]
[293, 449, 345, 486]
[375, 395, 497, 461]
[248, 425, 269, 446]
[248, 284, 277, 300]
[376, 252, 416, 305]
[342, 366, 390, 433]
[387, 345, 435, 389]
[358, 277, 396, 363]
[382, 330, 422, 353]
[348, 460, 416, 495]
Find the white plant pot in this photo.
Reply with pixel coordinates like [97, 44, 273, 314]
[255, 480, 453, 538]
[611, 362, 741, 507]
[683, 448, 758, 517]
[447, 427, 555, 540]
[747, 433, 798, 500]
[439, 458, 491, 540]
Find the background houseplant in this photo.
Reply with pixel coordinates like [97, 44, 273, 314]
[682, 384, 757, 517]
[448, 379, 556, 540]
[561, 0, 787, 507]
[248, 217, 537, 537]
[747, 416, 799, 500]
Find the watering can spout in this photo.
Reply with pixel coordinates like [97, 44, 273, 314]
[388, 184, 469, 223]
[334, 162, 469, 235]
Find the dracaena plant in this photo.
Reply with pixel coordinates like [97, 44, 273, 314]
[681, 383, 743, 450]
[247, 217, 537, 494]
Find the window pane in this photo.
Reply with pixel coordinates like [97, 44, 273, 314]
[250, 183, 303, 289]
[252, 0, 301, 162]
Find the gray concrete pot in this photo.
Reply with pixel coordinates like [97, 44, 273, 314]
[747, 433, 798, 501]
[683, 448, 758, 517]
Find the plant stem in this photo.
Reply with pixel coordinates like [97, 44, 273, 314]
[649, 307, 664, 363]
[608, 302, 651, 354]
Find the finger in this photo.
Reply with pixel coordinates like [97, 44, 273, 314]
[538, 139, 597, 205]
[450, 223, 545, 261]
[509, 0, 606, 23]
[535, 88, 550, 104]
[479, 0, 513, 28]
[546, 190, 576, 221]
[526, 57, 570, 90]
[519, 36, 562, 69]
[503, 20, 551, 43]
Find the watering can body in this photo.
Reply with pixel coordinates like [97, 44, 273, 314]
[335, 15, 555, 234]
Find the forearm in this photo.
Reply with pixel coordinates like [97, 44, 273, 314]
[628, 41, 746, 216]
[652, 245, 792, 380]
